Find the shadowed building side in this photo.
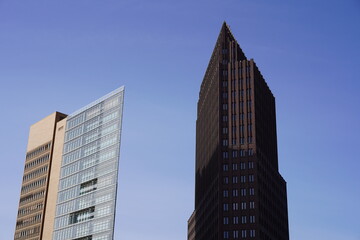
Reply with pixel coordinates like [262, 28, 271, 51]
[188, 23, 289, 240]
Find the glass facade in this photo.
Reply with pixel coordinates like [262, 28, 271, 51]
[53, 87, 124, 240]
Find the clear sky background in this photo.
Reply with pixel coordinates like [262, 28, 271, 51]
[0, 0, 359, 239]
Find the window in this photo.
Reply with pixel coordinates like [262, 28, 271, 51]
[223, 104, 228, 110]
[232, 150, 238, 158]
[233, 230, 239, 239]
[223, 164, 229, 171]
[232, 114, 236, 121]
[80, 179, 98, 195]
[232, 189, 238, 197]
[223, 204, 229, 211]
[249, 188, 255, 196]
[223, 152, 229, 159]
[248, 148, 254, 156]
[249, 175, 254, 182]
[241, 215, 247, 224]
[232, 163, 238, 171]
[223, 177, 229, 184]
[241, 230, 247, 238]
[250, 216, 255, 223]
[240, 162, 246, 170]
[240, 175, 246, 183]
[223, 128, 228, 134]
[232, 103, 236, 111]
[74, 236, 92, 240]
[232, 126, 237, 134]
[247, 100, 252, 109]
[232, 176, 238, 184]
[69, 207, 95, 224]
[250, 230, 255, 238]
[223, 115, 228, 122]
[223, 217, 229, 225]
[223, 190, 229, 198]
[224, 231, 229, 239]
[223, 139, 228, 146]
[248, 162, 254, 169]
[233, 203, 238, 210]
[240, 188, 246, 196]
[233, 216, 239, 224]
[241, 202, 246, 210]
[247, 112, 252, 121]
[250, 201, 255, 209]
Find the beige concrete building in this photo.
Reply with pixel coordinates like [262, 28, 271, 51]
[14, 86, 125, 240]
[14, 112, 67, 240]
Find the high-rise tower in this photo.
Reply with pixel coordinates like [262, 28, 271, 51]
[14, 86, 125, 240]
[188, 23, 289, 240]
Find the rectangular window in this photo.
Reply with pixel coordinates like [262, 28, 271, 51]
[250, 216, 255, 223]
[240, 162, 246, 170]
[249, 175, 254, 182]
[69, 207, 95, 224]
[232, 163, 238, 171]
[240, 188, 246, 196]
[248, 148, 253, 156]
[240, 175, 246, 183]
[223, 217, 229, 225]
[232, 189, 238, 197]
[223, 164, 229, 171]
[241, 202, 246, 210]
[248, 162, 254, 169]
[250, 201, 255, 209]
[232, 176, 238, 184]
[241, 215, 247, 224]
[223, 203, 229, 211]
[242, 230, 247, 238]
[79, 179, 97, 195]
[223, 190, 229, 198]
[233, 216, 239, 224]
[233, 203, 238, 210]
[233, 230, 239, 239]
[249, 188, 255, 196]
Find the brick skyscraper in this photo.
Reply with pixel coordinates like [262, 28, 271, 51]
[188, 23, 289, 240]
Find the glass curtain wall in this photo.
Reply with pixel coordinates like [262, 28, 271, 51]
[53, 87, 124, 240]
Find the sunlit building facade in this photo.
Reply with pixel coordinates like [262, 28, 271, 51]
[14, 87, 125, 240]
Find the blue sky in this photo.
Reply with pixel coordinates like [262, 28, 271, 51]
[0, 0, 359, 239]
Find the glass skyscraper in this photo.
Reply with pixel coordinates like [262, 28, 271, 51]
[14, 87, 124, 240]
[53, 87, 124, 240]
